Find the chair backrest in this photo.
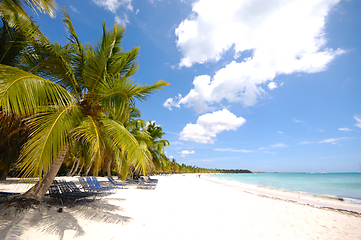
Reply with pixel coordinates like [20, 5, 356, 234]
[108, 177, 116, 185]
[67, 181, 82, 193]
[92, 177, 102, 187]
[86, 177, 96, 188]
[79, 177, 90, 190]
[57, 180, 71, 194]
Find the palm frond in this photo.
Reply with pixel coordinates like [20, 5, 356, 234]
[0, 64, 75, 115]
[91, 77, 169, 122]
[71, 116, 103, 175]
[18, 104, 83, 179]
[24, 0, 57, 18]
[0, 0, 57, 18]
[0, 18, 29, 66]
[0, 1, 47, 43]
[61, 7, 84, 95]
[100, 118, 149, 175]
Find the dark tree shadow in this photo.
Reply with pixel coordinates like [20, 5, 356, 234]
[0, 196, 132, 240]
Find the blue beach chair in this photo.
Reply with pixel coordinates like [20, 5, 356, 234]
[107, 177, 129, 189]
[91, 177, 117, 191]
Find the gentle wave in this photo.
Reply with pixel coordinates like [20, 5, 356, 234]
[209, 172, 361, 203]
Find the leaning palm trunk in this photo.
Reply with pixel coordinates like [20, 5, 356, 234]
[107, 159, 112, 178]
[22, 147, 67, 201]
[84, 160, 94, 176]
[76, 165, 83, 176]
[68, 158, 80, 177]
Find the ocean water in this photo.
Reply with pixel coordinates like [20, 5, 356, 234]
[210, 172, 361, 201]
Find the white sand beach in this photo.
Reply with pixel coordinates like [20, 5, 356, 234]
[1, 174, 361, 240]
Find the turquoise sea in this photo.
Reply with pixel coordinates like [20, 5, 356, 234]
[210, 172, 361, 201]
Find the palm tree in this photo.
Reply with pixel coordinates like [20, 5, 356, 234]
[0, 8, 168, 201]
[145, 121, 170, 172]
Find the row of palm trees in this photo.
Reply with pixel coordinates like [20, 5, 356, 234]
[0, 1, 171, 201]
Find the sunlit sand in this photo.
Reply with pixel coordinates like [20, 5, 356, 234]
[1, 174, 360, 239]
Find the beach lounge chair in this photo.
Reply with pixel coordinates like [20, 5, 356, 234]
[91, 177, 117, 191]
[107, 177, 129, 188]
[142, 176, 158, 184]
[78, 177, 115, 194]
[48, 180, 99, 205]
[137, 178, 156, 190]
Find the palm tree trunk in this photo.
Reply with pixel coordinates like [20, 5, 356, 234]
[67, 159, 76, 176]
[0, 169, 8, 180]
[68, 158, 79, 177]
[76, 165, 83, 176]
[84, 160, 94, 176]
[23, 147, 67, 201]
[107, 159, 112, 177]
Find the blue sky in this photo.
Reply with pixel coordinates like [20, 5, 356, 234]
[34, 0, 360, 172]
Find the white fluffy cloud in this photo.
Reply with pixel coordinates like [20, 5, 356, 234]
[180, 150, 195, 157]
[163, 94, 182, 110]
[92, 0, 133, 13]
[168, 0, 344, 112]
[268, 82, 277, 90]
[180, 109, 246, 144]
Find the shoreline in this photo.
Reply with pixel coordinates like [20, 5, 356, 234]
[1, 174, 361, 239]
[203, 174, 361, 215]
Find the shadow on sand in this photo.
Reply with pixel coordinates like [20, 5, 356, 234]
[0, 197, 132, 240]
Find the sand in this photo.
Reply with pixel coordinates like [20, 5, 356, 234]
[1, 174, 361, 240]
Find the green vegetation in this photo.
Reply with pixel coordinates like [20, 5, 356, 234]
[215, 169, 252, 174]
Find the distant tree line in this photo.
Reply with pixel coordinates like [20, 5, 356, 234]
[214, 169, 252, 174]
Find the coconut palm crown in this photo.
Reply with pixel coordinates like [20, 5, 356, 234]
[0, 8, 169, 200]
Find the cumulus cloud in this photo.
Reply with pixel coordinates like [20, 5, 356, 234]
[181, 150, 195, 155]
[355, 116, 361, 128]
[180, 109, 246, 144]
[167, 0, 344, 112]
[163, 94, 182, 110]
[180, 150, 195, 157]
[268, 82, 277, 90]
[92, 0, 133, 13]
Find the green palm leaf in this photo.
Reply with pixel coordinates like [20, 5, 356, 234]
[100, 118, 149, 175]
[0, 64, 75, 115]
[18, 104, 82, 179]
[71, 116, 104, 175]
